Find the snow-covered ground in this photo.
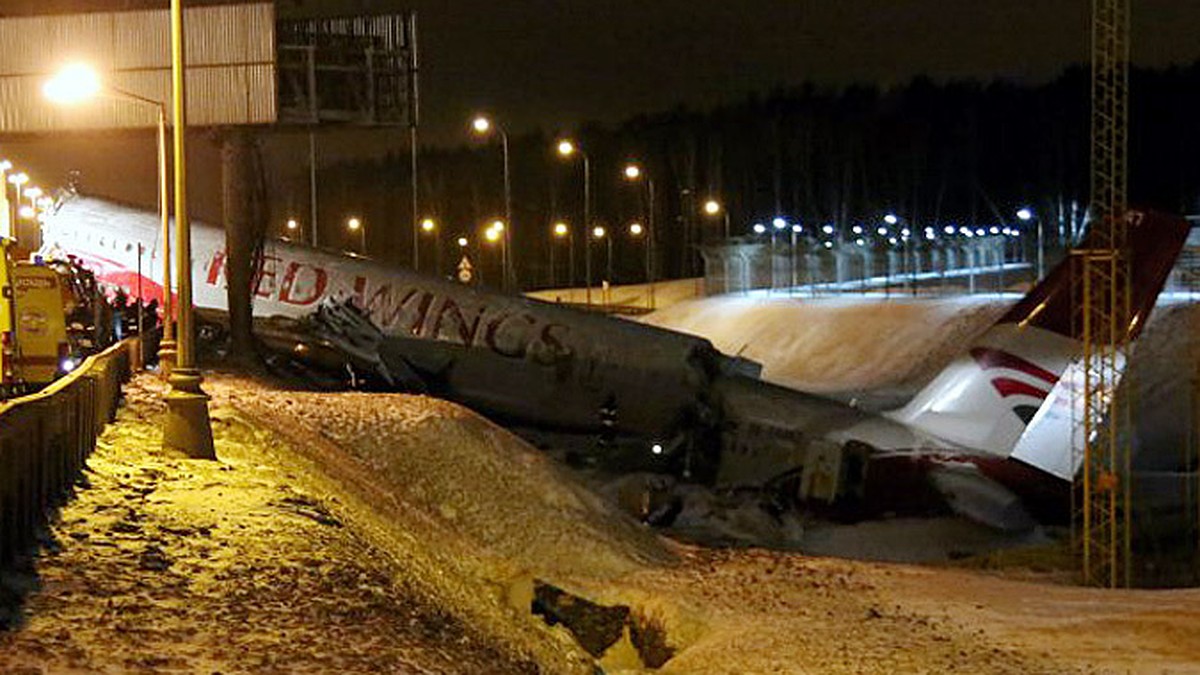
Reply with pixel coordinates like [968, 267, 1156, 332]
[641, 293, 1012, 398]
[7, 372, 1197, 673]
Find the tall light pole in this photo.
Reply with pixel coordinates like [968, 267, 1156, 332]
[1017, 207, 1042, 279]
[551, 221, 574, 289]
[703, 198, 730, 240]
[592, 225, 611, 306]
[0, 160, 13, 239]
[629, 221, 651, 303]
[623, 163, 656, 308]
[7, 172, 28, 243]
[163, 0, 214, 460]
[471, 115, 512, 291]
[484, 222, 504, 287]
[555, 139, 590, 301]
[790, 223, 802, 291]
[421, 217, 441, 276]
[346, 216, 366, 254]
[44, 62, 177, 374]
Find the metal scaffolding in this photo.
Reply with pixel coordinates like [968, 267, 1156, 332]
[1076, 0, 1132, 587]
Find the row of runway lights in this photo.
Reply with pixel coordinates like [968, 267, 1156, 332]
[749, 214, 1033, 250]
[286, 210, 1036, 254]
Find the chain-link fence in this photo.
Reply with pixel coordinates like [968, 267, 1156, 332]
[700, 235, 1033, 296]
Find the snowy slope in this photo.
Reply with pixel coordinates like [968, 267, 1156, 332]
[640, 294, 1011, 397]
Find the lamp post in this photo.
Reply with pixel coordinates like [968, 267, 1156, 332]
[592, 225, 611, 306]
[790, 223, 802, 292]
[0, 160, 11, 239]
[420, 217, 441, 277]
[623, 163, 656, 308]
[629, 221, 652, 303]
[703, 198, 730, 240]
[555, 139, 591, 301]
[7, 172, 28, 243]
[471, 115, 512, 291]
[1017, 207, 1042, 279]
[551, 221, 574, 289]
[484, 222, 505, 287]
[44, 62, 176, 375]
[162, 0, 214, 459]
[347, 216, 366, 254]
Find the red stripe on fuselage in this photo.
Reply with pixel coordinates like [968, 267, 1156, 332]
[970, 347, 1058, 385]
[989, 377, 1050, 400]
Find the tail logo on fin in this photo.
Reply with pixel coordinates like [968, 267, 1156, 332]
[970, 347, 1059, 424]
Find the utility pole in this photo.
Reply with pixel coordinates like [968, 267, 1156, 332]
[408, 13, 421, 272]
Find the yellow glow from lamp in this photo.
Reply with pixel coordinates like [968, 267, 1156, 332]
[43, 63, 102, 105]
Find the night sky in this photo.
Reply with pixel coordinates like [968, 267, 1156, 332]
[3, 0, 1200, 219]
[7, 0, 1200, 142]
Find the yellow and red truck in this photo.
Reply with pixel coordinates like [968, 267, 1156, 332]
[0, 238, 74, 397]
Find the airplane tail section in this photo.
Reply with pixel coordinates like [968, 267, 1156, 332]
[891, 210, 1190, 466]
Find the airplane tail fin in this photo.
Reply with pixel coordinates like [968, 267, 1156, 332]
[892, 210, 1190, 466]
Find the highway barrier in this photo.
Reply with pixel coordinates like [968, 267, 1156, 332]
[0, 338, 136, 563]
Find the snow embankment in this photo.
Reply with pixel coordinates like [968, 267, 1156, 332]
[219, 386, 675, 582]
[641, 294, 1010, 396]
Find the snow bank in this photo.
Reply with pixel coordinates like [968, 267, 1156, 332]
[641, 294, 1010, 396]
[223, 387, 674, 582]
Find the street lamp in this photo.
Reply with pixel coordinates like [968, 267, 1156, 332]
[471, 114, 513, 291]
[623, 162, 656, 308]
[770, 217, 787, 292]
[45, 61, 176, 375]
[285, 218, 299, 237]
[703, 198, 731, 240]
[1017, 207, 1042, 279]
[6, 172, 30, 249]
[629, 221, 653, 296]
[555, 138, 591, 302]
[484, 222, 505, 286]
[158, 0, 214, 458]
[551, 221, 574, 289]
[592, 225, 612, 304]
[347, 216, 365, 253]
[790, 223, 802, 291]
[0, 160, 12, 239]
[420, 218, 441, 276]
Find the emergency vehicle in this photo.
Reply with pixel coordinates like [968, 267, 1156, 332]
[0, 238, 78, 397]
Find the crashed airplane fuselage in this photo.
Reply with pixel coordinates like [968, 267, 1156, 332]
[40, 196, 1192, 530]
[42, 196, 745, 444]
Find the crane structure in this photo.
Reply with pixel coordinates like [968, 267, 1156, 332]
[1076, 0, 1133, 587]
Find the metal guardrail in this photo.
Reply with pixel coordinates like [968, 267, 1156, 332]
[0, 338, 136, 563]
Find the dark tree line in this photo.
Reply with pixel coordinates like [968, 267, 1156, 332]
[308, 61, 1200, 289]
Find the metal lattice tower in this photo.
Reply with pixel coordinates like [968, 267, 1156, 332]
[1075, 0, 1132, 588]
